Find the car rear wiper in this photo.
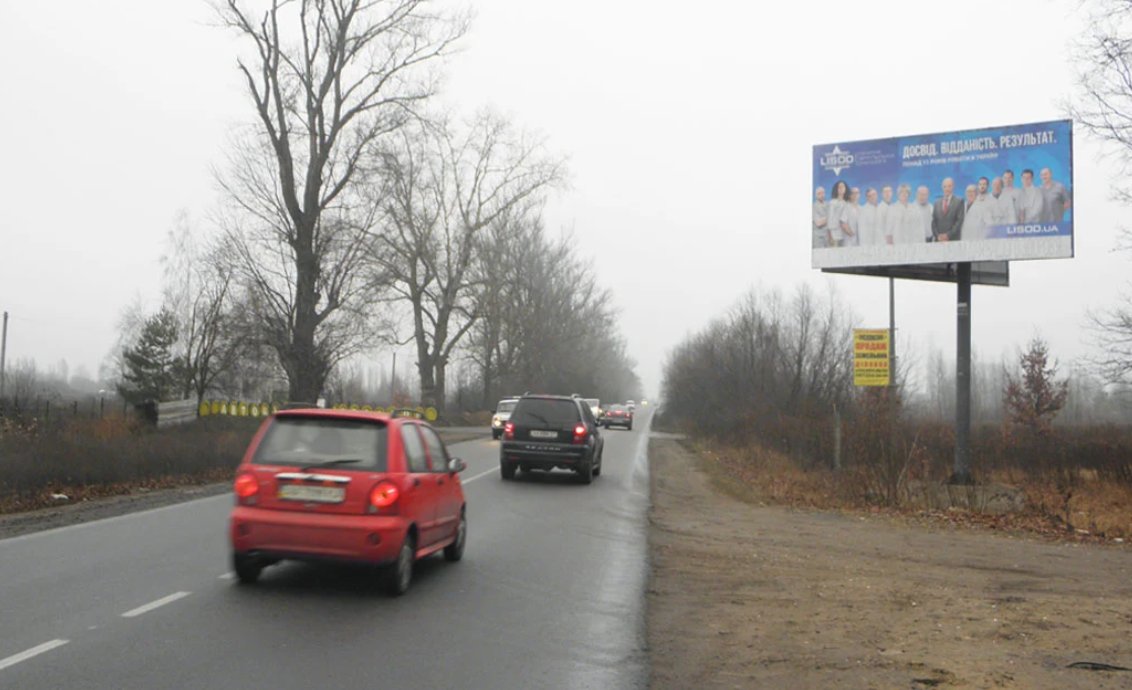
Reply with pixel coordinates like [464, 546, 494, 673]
[526, 412, 551, 426]
[299, 459, 364, 472]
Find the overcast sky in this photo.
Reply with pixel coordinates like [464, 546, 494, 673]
[1, 0, 1125, 399]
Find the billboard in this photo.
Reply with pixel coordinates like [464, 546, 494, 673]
[853, 329, 890, 387]
[812, 120, 1073, 269]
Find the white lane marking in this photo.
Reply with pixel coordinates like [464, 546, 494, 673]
[121, 591, 192, 618]
[461, 467, 497, 485]
[0, 639, 69, 672]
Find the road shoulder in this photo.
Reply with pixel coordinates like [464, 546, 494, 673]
[646, 437, 1132, 689]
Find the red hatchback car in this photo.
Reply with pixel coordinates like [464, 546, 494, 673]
[229, 408, 468, 596]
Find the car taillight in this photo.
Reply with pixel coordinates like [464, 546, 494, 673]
[234, 473, 258, 503]
[369, 481, 400, 514]
[503, 421, 515, 440]
[573, 423, 587, 444]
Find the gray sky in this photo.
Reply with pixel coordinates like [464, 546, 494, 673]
[1, 0, 1125, 399]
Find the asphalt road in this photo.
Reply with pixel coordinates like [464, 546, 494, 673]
[0, 413, 652, 689]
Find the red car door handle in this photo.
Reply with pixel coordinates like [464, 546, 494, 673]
[413, 478, 421, 487]
[437, 478, 445, 485]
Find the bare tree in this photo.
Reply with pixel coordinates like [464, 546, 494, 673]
[1069, 0, 1132, 386]
[376, 112, 565, 409]
[162, 212, 242, 405]
[215, 0, 466, 402]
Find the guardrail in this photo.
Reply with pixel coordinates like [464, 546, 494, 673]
[193, 400, 440, 422]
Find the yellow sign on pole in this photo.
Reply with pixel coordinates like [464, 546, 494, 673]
[853, 329, 891, 387]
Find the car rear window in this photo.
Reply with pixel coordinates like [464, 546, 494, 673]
[511, 398, 580, 427]
[497, 400, 517, 414]
[252, 416, 388, 470]
[608, 404, 626, 412]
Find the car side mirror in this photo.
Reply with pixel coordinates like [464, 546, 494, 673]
[449, 457, 467, 473]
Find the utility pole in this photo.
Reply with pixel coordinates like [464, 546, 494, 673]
[0, 311, 8, 400]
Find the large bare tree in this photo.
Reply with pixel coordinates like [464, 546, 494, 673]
[216, 0, 466, 401]
[376, 112, 565, 409]
[1069, 0, 1132, 386]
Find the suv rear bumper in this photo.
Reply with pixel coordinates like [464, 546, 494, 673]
[500, 441, 588, 469]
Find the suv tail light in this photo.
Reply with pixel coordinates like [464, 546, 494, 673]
[234, 473, 259, 504]
[369, 481, 400, 515]
[503, 421, 515, 440]
[572, 423, 588, 445]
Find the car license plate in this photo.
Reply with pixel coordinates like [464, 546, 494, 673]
[279, 484, 345, 503]
[530, 430, 557, 439]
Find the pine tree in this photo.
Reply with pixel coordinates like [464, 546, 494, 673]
[118, 309, 184, 403]
[1003, 337, 1069, 436]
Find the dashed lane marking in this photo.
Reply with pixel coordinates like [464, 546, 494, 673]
[0, 639, 69, 672]
[121, 591, 192, 618]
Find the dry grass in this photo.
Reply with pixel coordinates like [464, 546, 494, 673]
[692, 437, 1132, 544]
[0, 416, 257, 514]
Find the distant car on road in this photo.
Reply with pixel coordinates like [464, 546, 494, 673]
[604, 403, 633, 430]
[499, 394, 604, 484]
[626, 400, 636, 412]
[229, 408, 468, 596]
[491, 398, 519, 439]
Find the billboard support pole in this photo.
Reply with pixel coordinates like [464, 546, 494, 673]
[952, 263, 973, 484]
[888, 278, 896, 386]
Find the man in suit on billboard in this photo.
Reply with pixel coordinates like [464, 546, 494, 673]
[931, 177, 964, 242]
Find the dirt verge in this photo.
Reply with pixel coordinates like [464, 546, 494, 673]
[647, 438, 1132, 689]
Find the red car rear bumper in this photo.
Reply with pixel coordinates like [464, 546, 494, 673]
[230, 506, 408, 565]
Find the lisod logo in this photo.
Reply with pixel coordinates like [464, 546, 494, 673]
[820, 145, 854, 176]
[1006, 224, 1060, 236]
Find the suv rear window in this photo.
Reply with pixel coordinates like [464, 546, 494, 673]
[253, 416, 388, 470]
[511, 398, 580, 427]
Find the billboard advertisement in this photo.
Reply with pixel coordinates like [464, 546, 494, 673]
[812, 120, 1073, 269]
[853, 329, 890, 387]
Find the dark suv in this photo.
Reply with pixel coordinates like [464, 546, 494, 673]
[499, 394, 604, 484]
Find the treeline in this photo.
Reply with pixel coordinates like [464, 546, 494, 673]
[105, 1, 640, 411]
[662, 283, 1132, 499]
[663, 285, 856, 446]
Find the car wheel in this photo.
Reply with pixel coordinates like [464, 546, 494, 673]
[628, 423, 633, 431]
[444, 509, 467, 562]
[233, 552, 262, 585]
[492, 430, 500, 439]
[386, 533, 416, 596]
[500, 460, 517, 480]
[577, 457, 594, 485]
